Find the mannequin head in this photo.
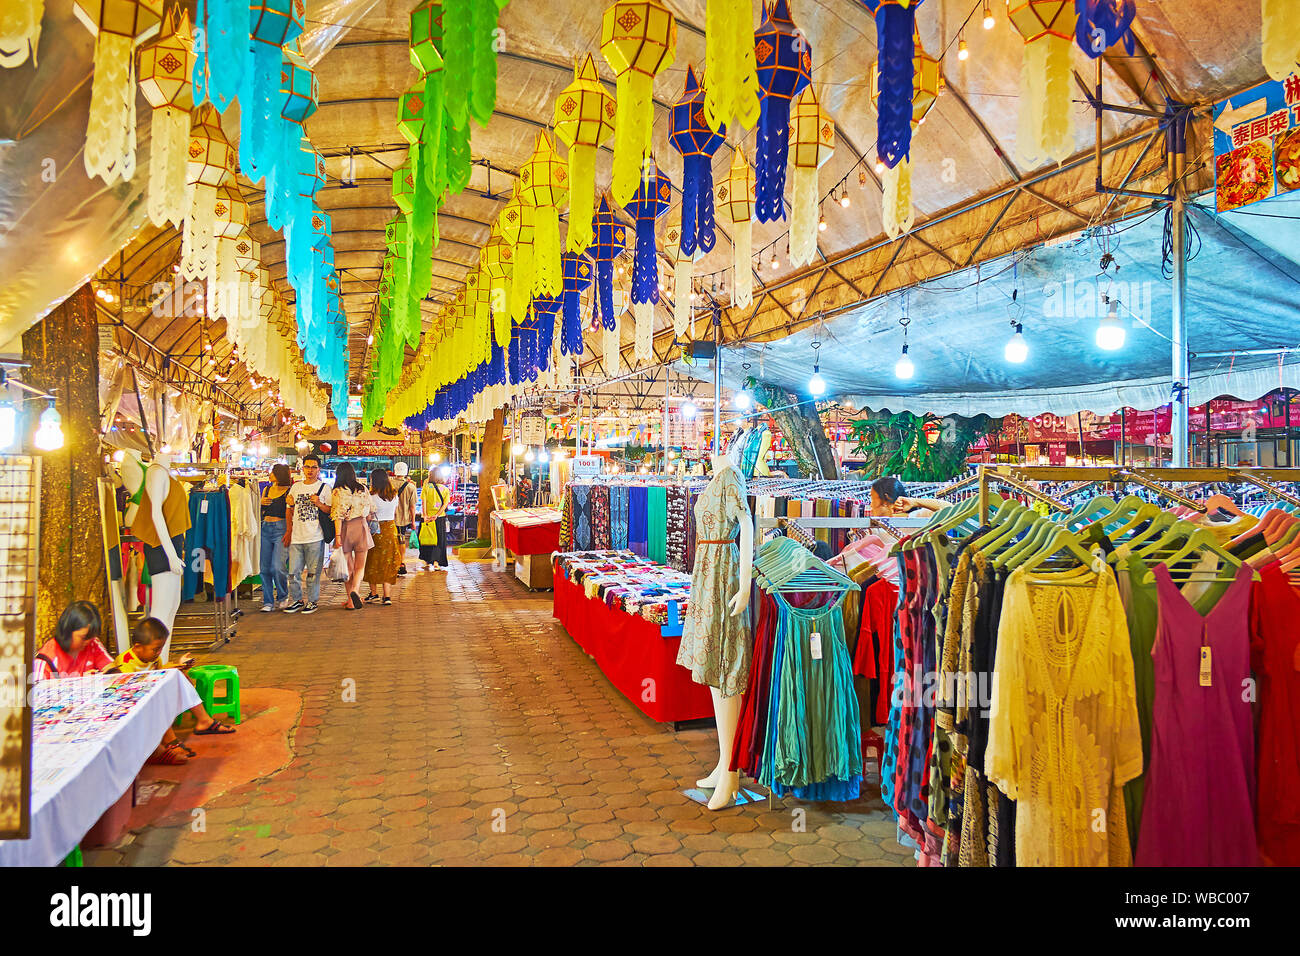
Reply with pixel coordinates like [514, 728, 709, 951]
[713, 426, 749, 471]
[55, 601, 102, 655]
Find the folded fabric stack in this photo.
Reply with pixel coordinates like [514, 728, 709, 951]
[554, 549, 692, 625]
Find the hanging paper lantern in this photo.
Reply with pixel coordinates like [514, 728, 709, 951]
[241, 0, 305, 182]
[74, 0, 164, 184]
[560, 252, 594, 356]
[396, 81, 436, 329]
[0, 0, 44, 68]
[409, 0, 446, 192]
[1075, 0, 1136, 58]
[588, 195, 626, 331]
[623, 158, 671, 363]
[753, 0, 812, 223]
[482, 225, 514, 348]
[137, 7, 193, 227]
[670, 65, 725, 258]
[869, 31, 939, 239]
[393, 153, 417, 216]
[718, 146, 754, 309]
[499, 181, 536, 323]
[182, 105, 233, 281]
[663, 219, 692, 338]
[265, 45, 319, 233]
[519, 132, 569, 298]
[860, 0, 921, 173]
[1262, 0, 1300, 80]
[600, 0, 677, 206]
[704, 0, 759, 133]
[788, 86, 834, 267]
[1008, 1, 1078, 166]
[553, 53, 617, 254]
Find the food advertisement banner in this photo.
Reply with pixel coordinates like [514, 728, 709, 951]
[1213, 72, 1300, 211]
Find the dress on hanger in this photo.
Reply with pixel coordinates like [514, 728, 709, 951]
[676, 465, 752, 696]
[1136, 563, 1258, 866]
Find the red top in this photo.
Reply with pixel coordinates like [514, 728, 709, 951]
[32, 637, 113, 683]
[1250, 562, 1300, 866]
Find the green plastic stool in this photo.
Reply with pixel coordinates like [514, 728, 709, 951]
[187, 664, 241, 725]
[62, 845, 83, 867]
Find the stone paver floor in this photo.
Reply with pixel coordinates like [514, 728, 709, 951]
[87, 558, 908, 866]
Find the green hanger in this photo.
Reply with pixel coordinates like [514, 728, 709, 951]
[1017, 526, 1107, 581]
[1139, 528, 1255, 584]
[995, 512, 1067, 568]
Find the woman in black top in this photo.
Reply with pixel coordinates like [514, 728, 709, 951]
[259, 463, 293, 611]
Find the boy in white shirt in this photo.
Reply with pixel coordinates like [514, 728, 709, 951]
[282, 454, 333, 613]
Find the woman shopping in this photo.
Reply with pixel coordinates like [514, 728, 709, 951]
[258, 463, 293, 612]
[363, 468, 402, 605]
[331, 462, 374, 609]
[419, 470, 451, 572]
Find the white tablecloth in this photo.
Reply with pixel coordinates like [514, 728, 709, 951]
[0, 670, 200, 867]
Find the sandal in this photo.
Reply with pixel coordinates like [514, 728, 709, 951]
[147, 741, 190, 765]
[349, 591, 363, 609]
[174, 740, 198, 758]
[193, 720, 237, 736]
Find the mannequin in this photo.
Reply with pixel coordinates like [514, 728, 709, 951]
[117, 450, 186, 661]
[681, 433, 754, 810]
[98, 475, 130, 651]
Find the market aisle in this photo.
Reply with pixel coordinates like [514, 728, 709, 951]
[88, 558, 907, 867]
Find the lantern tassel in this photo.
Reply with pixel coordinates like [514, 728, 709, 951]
[754, 95, 793, 223]
[731, 216, 752, 309]
[567, 145, 597, 253]
[612, 71, 654, 206]
[148, 105, 189, 227]
[603, 322, 621, 375]
[492, 278, 511, 348]
[511, 239, 535, 323]
[85, 32, 135, 184]
[704, 0, 759, 133]
[633, 301, 654, 363]
[881, 158, 914, 240]
[595, 258, 616, 331]
[1017, 35, 1073, 166]
[182, 183, 217, 280]
[680, 155, 718, 255]
[673, 253, 692, 338]
[533, 205, 563, 297]
[874, 3, 916, 170]
[788, 165, 819, 267]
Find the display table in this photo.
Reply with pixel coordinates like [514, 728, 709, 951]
[553, 564, 712, 725]
[492, 507, 562, 572]
[0, 671, 200, 867]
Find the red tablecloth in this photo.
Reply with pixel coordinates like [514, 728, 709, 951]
[552, 568, 713, 723]
[503, 518, 561, 556]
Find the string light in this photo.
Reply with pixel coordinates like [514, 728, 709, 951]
[983, 1, 994, 29]
[839, 186, 850, 208]
[958, 37, 969, 60]
[818, 210, 827, 232]
[770, 250, 779, 270]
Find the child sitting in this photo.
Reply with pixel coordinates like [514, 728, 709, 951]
[108, 617, 237, 764]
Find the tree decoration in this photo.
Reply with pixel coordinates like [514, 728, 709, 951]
[718, 146, 755, 308]
[588, 196, 627, 330]
[753, 0, 812, 223]
[623, 158, 672, 363]
[181, 105, 233, 282]
[860, 0, 921, 174]
[1008, 1, 1079, 165]
[600, 0, 677, 206]
[1074, 0, 1136, 57]
[1262, 0, 1300, 80]
[0, 0, 44, 68]
[519, 132, 569, 298]
[787, 86, 834, 267]
[560, 251, 594, 356]
[869, 31, 939, 238]
[670, 65, 725, 257]
[137, 7, 193, 227]
[704, 0, 759, 133]
[554, 53, 617, 254]
[499, 181, 536, 323]
[75, 0, 164, 184]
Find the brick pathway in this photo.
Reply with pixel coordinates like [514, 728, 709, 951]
[87, 558, 908, 866]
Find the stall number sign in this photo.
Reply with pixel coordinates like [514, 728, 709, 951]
[520, 416, 545, 446]
[1212, 73, 1300, 211]
[571, 455, 604, 477]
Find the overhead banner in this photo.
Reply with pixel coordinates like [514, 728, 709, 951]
[1213, 72, 1300, 211]
[312, 439, 420, 457]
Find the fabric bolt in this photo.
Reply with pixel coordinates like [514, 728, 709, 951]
[647, 486, 668, 564]
[627, 485, 649, 557]
[610, 485, 630, 550]
[572, 484, 593, 551]
[677, 466, 752, 696]
[986, 567, 1142, 867]
[1249, 561, 1300, 866]
[182, 489, 231, 601]
[1136, 563, 1258, 867]
[666, 485, 689, 571]
[589, 484, 612, 550]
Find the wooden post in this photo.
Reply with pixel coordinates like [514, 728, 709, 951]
[21, 284, 109, 649]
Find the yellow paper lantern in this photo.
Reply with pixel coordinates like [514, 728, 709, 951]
[717, 146, 755, 308]
[137, 8, 193, 227]
[1008, 1, 1078, 165]
[600, 1, 676, 206]
[554, 53, 616, 253]
[499, 181, 536, 323]
[518, 132, 569, 298]
[481, 223, 514, 348]
[788, 86, 834, 267]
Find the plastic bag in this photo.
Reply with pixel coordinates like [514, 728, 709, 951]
[408, 526, 420, 549]
[328, 546, 349, 582]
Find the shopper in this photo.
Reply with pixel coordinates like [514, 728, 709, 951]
[32, 602, 112, 682]
[392, 461, 418, 576]
[869, 476, 948, 517]
[332, 461, 374, 609]
[283, 454, 332, 615]
[364, 468, 401, 605]
[258, 463, 293, 612]
[418, 470, 451, 571]
[108, 617, 236, 764]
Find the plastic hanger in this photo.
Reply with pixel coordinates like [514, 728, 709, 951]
[995, 513, 1065, 568]
[1066, 494, 1120, 531]
[1016, 527, 1107, 582]
[1139, 528, 1254, 584]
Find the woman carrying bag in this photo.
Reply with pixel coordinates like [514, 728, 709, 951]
[363, 468, 402, 605]
[419, 472, 450, 571]
[331, 462, 374, 609]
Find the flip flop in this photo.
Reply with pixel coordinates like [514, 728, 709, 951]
[193, 720, 237, 736]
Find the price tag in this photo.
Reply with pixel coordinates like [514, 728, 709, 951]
[200, 498, 209, 514]
[1199, 646, 1212, 687]
[810, 632, 822, 661]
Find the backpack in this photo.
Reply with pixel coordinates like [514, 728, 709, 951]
[315, 482, 336, 544]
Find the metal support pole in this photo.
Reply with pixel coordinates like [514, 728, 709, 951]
[1170, 108, 1190, 467]
[662, 364, 671, 473]
[1120, 406, 1127, 467]
[711, 308, 722, 458]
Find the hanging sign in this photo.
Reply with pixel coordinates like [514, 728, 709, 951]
[520, 416, 546, 446]
[1212, 72, 1300, 211]
[572, 454, 604, 477]
[335, 439, 418, 456]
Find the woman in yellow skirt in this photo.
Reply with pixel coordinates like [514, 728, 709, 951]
[363, 468, 402, 605]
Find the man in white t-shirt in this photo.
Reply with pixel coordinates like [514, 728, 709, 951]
[282, 454, 333, 614]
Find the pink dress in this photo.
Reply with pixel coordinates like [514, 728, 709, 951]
[1135, 563, 1258, 866]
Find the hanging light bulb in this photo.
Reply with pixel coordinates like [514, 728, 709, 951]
[818, 210, 827, 232]
[808, 365, 826, 397]
[958, 37, 969, 60]
[875, 158, 885, 174]
[1004, 322, 1028, 363]
[770, 250, 779, 270]
[858, 169, 868, 188]
[34, 400, 64, 450]
[523, 449, 535, 463]
[733, 389, 751, 411]
[982, 1, 995, 29]
[681, 400, 697, 420]
[1096, 296, 1126, 351]
[895, 344, 914, 380]
[839, 187, 850, 208]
